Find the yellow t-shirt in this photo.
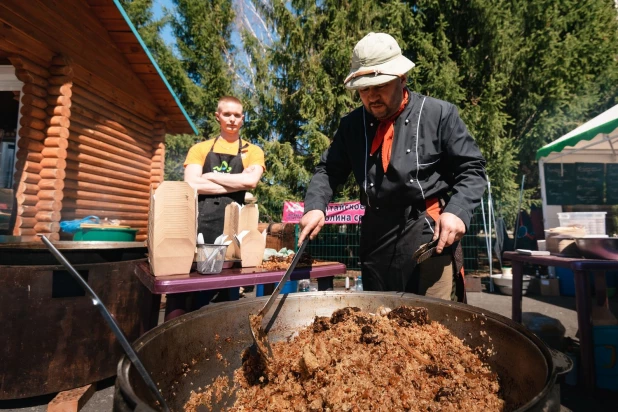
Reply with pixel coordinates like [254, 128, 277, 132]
[184, 137, 266, 170]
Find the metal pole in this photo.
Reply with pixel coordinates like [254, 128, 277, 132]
[513, 175, 526, 251]
[487, 180, 493, 278]
[39, 235, 170, 412]
[481, 198, 493, 292]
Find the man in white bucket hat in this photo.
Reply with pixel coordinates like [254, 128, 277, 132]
[299, 33, 487, 302]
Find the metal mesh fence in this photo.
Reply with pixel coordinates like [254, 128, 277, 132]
[293, 206, 494, 275]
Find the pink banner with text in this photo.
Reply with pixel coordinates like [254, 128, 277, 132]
[282, 201, 365, 224]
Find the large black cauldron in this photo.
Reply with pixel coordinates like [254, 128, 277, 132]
[115, 292, 564, 411]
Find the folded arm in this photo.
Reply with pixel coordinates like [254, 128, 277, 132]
[202, 165, 263, 191]
[184, 164, 229, 195]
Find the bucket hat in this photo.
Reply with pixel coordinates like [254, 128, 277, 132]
[344, 32, 415, 90]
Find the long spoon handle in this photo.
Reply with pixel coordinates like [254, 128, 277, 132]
[259, 238, 309, 318]
[39, 235, 170, 412]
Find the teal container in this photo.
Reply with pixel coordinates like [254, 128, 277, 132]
[73, 227, 138, 242]
[594, 325, 618, 391]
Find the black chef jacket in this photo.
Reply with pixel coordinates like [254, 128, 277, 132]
[304, 90, 486, 228]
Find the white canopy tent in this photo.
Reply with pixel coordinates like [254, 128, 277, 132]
[537, 104, 618, 230]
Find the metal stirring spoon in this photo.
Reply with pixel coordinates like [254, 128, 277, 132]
[39, 235, 170, 412]
[249, 238, 309, 362]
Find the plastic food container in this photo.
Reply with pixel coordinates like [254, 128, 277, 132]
[72, 227, 138, 241]
[196, 244, 228, 274]
[557, 212, 607, 235]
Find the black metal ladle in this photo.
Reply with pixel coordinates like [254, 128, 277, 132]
[39, 235, 170, 412]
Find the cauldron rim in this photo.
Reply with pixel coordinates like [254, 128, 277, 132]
[116, 291, 557, 412]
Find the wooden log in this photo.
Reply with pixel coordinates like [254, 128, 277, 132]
[15, 160, 43, 174]
[70, 111, 152, 153]
[17, 235, 43, 242]
[40, 168, 66, 180]
[44, 137, 69, 149]
[67, 143, 151, 176]
[37, 199, 62, 212]
[17, 137, 45, 152]
[17, 171, 42, 185]
[38, 179, 64, 190]
[22, 83, 47, 98]
[15, 216, 37, 228]
[21, 94, 47, 109]
[36, 210, 61, 222]
[46, 95, 72, 107]
[151, 169, 162, 177]
[42, 147, 68, 159]
[16, 228, 37, 236]
[26, 152, 44, 163]
[150, 175, 163, 183]
[64, 169, 149, 193]
[20, 105, 47, 120]
[71, 85, 154, 132]
[48, 76, 72, 86]
[65, 161, 150, 186]
[61, 198, 149, 213]
[20, 115, 46, 130]
[51, 55, 73, 67]
[71, 71, 159, 125]
[34, 222, 60, 233]
[46, 116, 71, 128]
[48, 84, 72, 97]
[9, 55, 50, 78]
[18, 204, 39, 217]
[16, 193, 39, 205]
[20, 127, 46, 141]
[153, 147, 164, 156]
[70, 95, 154, 142]
[46, 106, 71, 117]
[63, 189, 149, 206]
[15, 182, 39, 195]
[68, 128, 152, 165]
[15, 70, 48, 87]
[40, 157, 67, 169]
[49, 65, 73, 76]
[45, 126, 70, 139]
[152, 155, 162, 163]
[64, 179, 149, 199]
[63, 208, 146, 220]
[47, 384, 94, 412]
[37, 190, 63, 201]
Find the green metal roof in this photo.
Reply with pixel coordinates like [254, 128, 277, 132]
[536, 104, 618, 160]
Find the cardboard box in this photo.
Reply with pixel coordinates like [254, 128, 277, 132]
[540, 278, 560, 296]
[223, 202, 266, 267]
[147, 182, 197, 276]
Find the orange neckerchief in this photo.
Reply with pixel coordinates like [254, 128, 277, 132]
[370, 88, 409, 173]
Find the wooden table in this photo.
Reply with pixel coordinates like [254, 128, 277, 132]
[504, 251, 618, 392]
[134, 260, 346, 324]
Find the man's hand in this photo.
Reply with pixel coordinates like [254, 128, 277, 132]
[432, 212, 466, 254]
[299, 210, 325, 246]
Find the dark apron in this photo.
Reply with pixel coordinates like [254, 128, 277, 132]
[359, 198, 466, 302]
[197, 137, 246, 243]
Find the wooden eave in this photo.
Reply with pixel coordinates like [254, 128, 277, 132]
[87, 0, 198, 135]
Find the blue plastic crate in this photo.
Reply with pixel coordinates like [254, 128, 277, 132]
[255, 280, 298, 297]
[594, 325, 618, 391]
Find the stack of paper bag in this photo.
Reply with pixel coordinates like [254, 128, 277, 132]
[223, 202, 266, 267]
[148, 182, 197, 276]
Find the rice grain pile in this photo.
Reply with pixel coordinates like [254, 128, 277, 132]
[185, 306, 505, 412]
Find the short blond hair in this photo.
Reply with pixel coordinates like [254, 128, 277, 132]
[217, 96, 243, 112]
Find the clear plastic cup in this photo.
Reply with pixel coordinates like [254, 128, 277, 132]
[196, 244, 228, 274]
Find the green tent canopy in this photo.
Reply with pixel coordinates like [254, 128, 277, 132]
[536, 104, 618, 160]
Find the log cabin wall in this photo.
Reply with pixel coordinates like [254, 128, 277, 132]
[0, 1, 181, 243]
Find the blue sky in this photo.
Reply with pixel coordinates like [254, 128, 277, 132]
[152, 0, 175, 46]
